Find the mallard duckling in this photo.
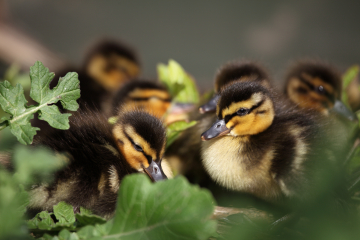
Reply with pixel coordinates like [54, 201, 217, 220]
[28, 109, 170, 219]
[201, 81, 337, 202]
[284, 60, 357, 121]
[166, 61, 271, 184]
[84, 39, 140, 92]
[49, 40, 140, 112]
[199, 60, 271, 114]
[111, 80, 171, 118]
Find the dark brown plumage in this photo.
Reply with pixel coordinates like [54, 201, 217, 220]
[28, 109, 168, 219]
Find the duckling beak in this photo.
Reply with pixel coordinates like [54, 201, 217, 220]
[332, 100, 358, 122]
[199, 95, 220, 114]
[144, 160, 168, 182]
[201, 119, 230, 141]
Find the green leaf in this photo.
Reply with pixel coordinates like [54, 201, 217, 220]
[157, 60, 199, 104]
[166, 120, 197, 148]
[342, 65, 360, 106]
[108, 174, 216, 240]
[53, 202, 76, 225]
[75, 213, 106, 227]
[108, 116, 119, 125]
[0, 61, 80, 144]
[13, 145, 65, 185]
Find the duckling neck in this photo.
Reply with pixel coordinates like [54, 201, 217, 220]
[201, 135, 283, 201]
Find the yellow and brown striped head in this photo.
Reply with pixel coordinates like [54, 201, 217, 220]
[284, 61, 342, 114]
[112, 110, 167, 181]
[112, 80, 172, 118]
[200, 60, 271, 114]
[202, 82, 275, 140]
[84, 40, 140, 92]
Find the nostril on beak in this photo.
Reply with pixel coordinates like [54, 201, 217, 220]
[154, 167, 158, 174]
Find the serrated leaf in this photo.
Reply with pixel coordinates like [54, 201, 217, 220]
[54, 202, 76, 225]
[27, 211, 56, 230]
[0, 61, 80, 144]
[108, 174, 216, 240]
[157, 60, 199, 104]
[166, 120, 197, 148]
[39, 105, 72, 129]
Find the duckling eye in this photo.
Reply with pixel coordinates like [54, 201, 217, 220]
[315, 85, 326, 95]
[237, 108, 248, 116]
[133, 144, 143, 152]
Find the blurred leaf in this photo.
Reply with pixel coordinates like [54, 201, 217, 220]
[54, 202, 76, 225]
[13, 145, 65, 185]
[157, 60, 199, 104]
[108, 116, 118, 125]
[75, 212, 106, 227]
[108, 174, 216, 240]
[0, 61, 80, 144]
[342, 65, 360, 106]
[166, 120, 197, 148]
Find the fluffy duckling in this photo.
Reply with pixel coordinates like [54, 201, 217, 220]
[84, 40, 140, 92]
[284, 60, 357, 121]
[50, 40, 140, 112]
[199, 60, 271, 114]
[201, 81, 337, 202]
[28, 109, 170, 219]
[111, 80, 171, 118]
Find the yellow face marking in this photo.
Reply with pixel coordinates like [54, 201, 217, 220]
[287, 77, 333, 113]
[87, 55, 140, 92]
[226, 97, 274, 136]
[221, 92, 263, 118]
[129, 89, 171, 100]
[302, 73, 336, 97]
[112, 124, 156, 170]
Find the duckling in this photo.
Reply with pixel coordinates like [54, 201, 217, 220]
[284, 60, 357, 122]
[166, 61, 271, 184]
[50, 40, 140, 112]
[28, 109, 170, 219]
[111, 80, 171, 118]
[199, 60, 271, 114]
[200, 81, 339, 202]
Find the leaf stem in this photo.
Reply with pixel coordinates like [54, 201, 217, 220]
[0, 121, 8, 131]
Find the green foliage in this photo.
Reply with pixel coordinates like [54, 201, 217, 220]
[158, 60, 200, 104]
[166, 120, 197, 148]
[0, 61, 80, 144]
[342, 65, 360, 107]
[0, 145, 63, 239]
[27, 175, 216, 240]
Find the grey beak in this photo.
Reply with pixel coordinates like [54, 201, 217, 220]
[144, 159, 168, 182]
[332, 100, 358, 122]
[199, 95, 220, 114]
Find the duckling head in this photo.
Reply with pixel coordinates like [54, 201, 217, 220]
[84, 40, 140, 91]
[201, 82, 275, 140]
[112, 110, 167, 181]
[285, 60, 357, 121]
[112, 80, 172, 118]
[200, 60, 270, 114]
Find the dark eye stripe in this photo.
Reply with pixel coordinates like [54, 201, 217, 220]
[298, 76, 334, 102]
[123, 129, 152, 165]
[223, 99, 264, 123]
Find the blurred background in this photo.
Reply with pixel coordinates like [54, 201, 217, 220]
[1, 0, 359, 90]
